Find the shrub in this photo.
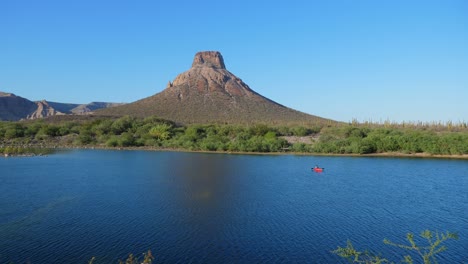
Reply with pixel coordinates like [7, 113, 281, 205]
[77, 129, 95, 145]
[106, 136, 119, 147]
[111, 116, 135, 135]
[333, 230, 458, 264]
[291, 126, 311, 136]
[149, 124, 172, 140]
[4, 124, 25, 139]
[119, 132, 136, 147]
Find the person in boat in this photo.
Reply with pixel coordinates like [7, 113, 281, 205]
[314, 165, 319, 169]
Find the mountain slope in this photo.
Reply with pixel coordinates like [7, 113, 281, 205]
[26, 100, 67, 119]
[46, 102, 81, 113]
[0, 92, 38, 121]
[70, 102, 125, 114]
[97, 51, 333, 125]
[0, 91, 125, 121]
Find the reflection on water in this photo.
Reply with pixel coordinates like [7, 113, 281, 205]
[0, 196, 76, 240]
[0, 150, 466, 263]
[163, 153, 241, 240]
[170, 153, 234, 203]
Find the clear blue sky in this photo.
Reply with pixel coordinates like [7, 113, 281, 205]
[1, 0, 467, 123]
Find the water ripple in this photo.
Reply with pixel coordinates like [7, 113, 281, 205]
[0, 151, 466, 263]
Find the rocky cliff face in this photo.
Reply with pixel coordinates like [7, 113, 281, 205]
[170, 51, 258, 98]
[191, 51, 226, 69]
[26, 100, 66, 119]
[97, 51, 332, 125]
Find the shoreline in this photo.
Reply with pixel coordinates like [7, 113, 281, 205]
[3, 145, 467, 160]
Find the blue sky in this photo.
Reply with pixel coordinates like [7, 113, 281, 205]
[1, 0, 467, 123]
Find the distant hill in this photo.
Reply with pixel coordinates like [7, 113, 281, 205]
[0, 92, 38, 121]
[0, 91, 125, 121]
[69, 102, 125, 114]
[97, 51, 334, 125]
[26, 100, 67, 119]
[46, 102, 81, 114]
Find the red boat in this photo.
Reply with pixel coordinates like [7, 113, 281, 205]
[312, 167, 324, 172]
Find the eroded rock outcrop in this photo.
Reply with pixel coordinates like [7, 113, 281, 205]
[27, 100, 66, 119]
[170, 51, 256, 98]
[191, 51, 226, 69]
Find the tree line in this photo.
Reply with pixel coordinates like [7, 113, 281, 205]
[1, 116, 467, 156]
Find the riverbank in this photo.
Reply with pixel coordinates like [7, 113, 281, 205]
[3, 144, 467, 160]
[2, 117, 467, 159]
[0, 146, 54, 157]
[361, 152, 468, 159]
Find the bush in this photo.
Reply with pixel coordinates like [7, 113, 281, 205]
[106, 136, 119, 147]
[92, 119, 113, 136]
[119, 132, 136, 147]
[249, 124, 270, 136]
[77, 129, 95, 145]
[291, 126, 311, 136]
[149, 123, 172, 140]
[111, 116, 135, 135]
[333, 230, 458, 264]
[4, 124, 25, 139]
[358, 138, 376, 154]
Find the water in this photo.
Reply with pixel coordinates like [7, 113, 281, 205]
[0, 150, 467, 263]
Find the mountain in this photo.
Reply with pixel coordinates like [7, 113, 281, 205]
[46, 102, 81, 114]
[42, 101, 125, 115]
[0, 92, 125, 121]
[0, 92, 38, 121]
[27, 100, 67, 119]
[97, 51, 333, 125]
[69, 102, 125, 114]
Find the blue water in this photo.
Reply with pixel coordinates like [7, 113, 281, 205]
[0, 150, 467, 263]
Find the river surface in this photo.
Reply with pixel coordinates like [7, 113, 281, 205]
[0, 150, 467, 263]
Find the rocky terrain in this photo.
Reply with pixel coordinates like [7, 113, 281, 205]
[0, 92, 38, 121]
[97, 51, 333, 125]
[2, 51, 332, 124]
[27, 100, 66, 119]
[0, 92, 124, 121]
[68, 102, 125, 114]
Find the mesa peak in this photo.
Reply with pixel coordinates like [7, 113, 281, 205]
[191, 51, 226, 69]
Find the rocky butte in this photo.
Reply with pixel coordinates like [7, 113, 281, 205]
[97, 51, 332, 125]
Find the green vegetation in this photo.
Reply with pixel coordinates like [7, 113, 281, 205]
[0, 146, 53, 156]
[1, 116, 467, 157]
[88, 250, 154, 264]
[312, 126, 468, 155]
[333, 230, 459, 264]
[85, 230, 458, 263]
